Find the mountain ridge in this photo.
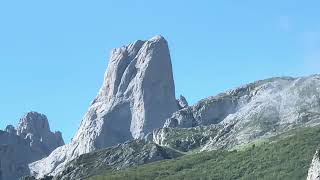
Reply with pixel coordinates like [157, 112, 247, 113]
[27, 73, 320, 180]
[0, 111, 64, 180]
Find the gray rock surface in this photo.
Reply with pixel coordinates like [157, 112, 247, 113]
[307, 150, 320, 180]
[0, 112, 64, 180]
[176, 95, 188, 109]
[17, 112, 64, 155]
[29, 35, 178, 178]
[162, 75, 320, 151]
[0, 130, 38, 180]
[153, 125, 221, 152]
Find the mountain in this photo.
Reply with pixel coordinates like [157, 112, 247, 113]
[0, 112, 64, 180]
[49, 74, 320, 179]
[17, 112, 64, 155]
[162, 75, 320, 151]
[19, 36, 320, 179]
[29, 35, 179, 178]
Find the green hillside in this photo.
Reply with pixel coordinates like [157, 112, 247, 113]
[90, 125, 320, 180]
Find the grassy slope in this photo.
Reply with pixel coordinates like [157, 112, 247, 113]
[90, 125, 320, 180]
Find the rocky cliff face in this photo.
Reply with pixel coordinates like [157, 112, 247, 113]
[307, 150, 320, 180]
[29, 35, 178, 178]
[17, 112, 64, 155]
[176, 95, 188, 109]
[158, 75, 320, 151]
[0, 112, 64, 180]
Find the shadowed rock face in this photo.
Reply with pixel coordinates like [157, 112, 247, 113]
[29, 35, 178, 178]
[0, 112, 64, 180]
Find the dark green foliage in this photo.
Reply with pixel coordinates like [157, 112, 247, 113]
[90, 126, 320, 180]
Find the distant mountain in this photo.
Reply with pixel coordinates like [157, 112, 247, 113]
[0, 112, 64, 180]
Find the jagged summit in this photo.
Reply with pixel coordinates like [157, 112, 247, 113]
[176, 95, 189, 109]
[78, 34, 177, 144]
[150, 34, 166, 41]
[5, 124, 16, 134]
[29, 35, 179, 178]
[0, 111, 64, 180]
[17, 111, 50, 134]
[17, 111, 64, 155]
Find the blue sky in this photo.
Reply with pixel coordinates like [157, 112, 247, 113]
[1, 0, 319, 142]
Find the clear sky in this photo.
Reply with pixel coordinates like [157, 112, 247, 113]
[1, 0, 319, 142]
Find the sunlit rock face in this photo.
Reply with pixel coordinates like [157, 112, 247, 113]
[307, 150, 320, 180]
[17, 112, 64, 155]
[29, 35, 178, 178]
[162, 75, 320, 151]
[0, 112, 64, 180]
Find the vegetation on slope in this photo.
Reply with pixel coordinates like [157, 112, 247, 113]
[54, 140, 182, 179]
[90, 125, 320, 180]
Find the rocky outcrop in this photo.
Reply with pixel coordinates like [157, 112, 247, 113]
[17, 112, 64, 155]
[29, 35, 178, 178]
[307, 150, 320, 180]
[0, 112, 64, 180]
[176, 95, 188, 109]
[162, 75, 320, 151]
[153, 125, 222, 152]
